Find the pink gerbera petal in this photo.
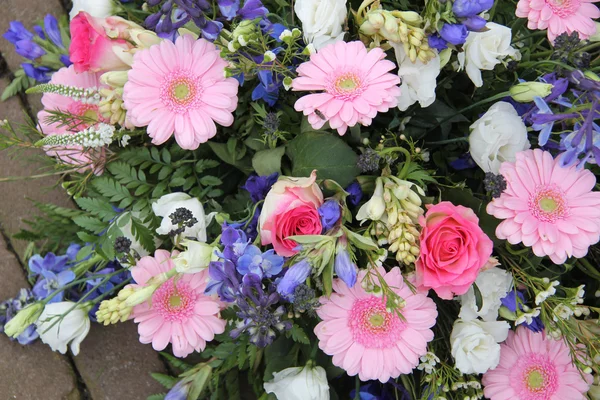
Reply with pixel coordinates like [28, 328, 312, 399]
[487, 149, 600, 264]
[123, 35, 239, 150]
[315, 267, 437, 383]
[292, 41, 401, 136]
[515, 0, 599, 41]
[130, 250, 226, 358]
[483, 328, 592, 400]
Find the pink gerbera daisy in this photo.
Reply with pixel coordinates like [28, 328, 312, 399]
[516, 0, 600, 42]
[129, 250, 226, 358]
[314, 267, 437, 382]
[38, 65, 107, 174]
[292, 41, 401, 136]
[123, 34, 239, 150]
[487, 149, 600, 264]
[482, 327, 592, 400]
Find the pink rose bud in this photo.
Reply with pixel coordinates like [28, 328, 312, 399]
[69, 12, 136, 73]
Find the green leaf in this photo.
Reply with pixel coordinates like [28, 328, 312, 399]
[322, 259, 333, 297]
[1, 70, 32, 101]
[75, 197, 118, 222]
[146, 394, 166, 400]
[263, 336, 298, 381]
[72, 216, 107, 234]
[289, 324, 310, 344]
[150, 373, 178, 389]
[195, 159, 220, 173]
[208, 141, 253, 173]
[130, 216, 156, 253]
[345, 229, 378, 251]
[92, 177, 133, 209]
[473, 282, 484, 312]
[286, 131, 360, 188]
[199, 176, 223, 186]
[252, 146, 286, 176]
[159, 352, 193, 372]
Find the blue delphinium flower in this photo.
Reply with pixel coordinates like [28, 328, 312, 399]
[165, 380, 191, 400]
[452, 0, 494, 18]
[252, 69, 282, 106]
[206, 259, 242, 302]
[34, 25, 45, 40]
[220, 224, 251, 263]
[146, 0, 223, 41]
[14, 39, 45, 60]
[44, 14, 64, 49]
[349, 380, 410, 400]
[29, 252, 70, 277]
[558, 101, 600, 168]
[276, 260, 312, 299]
[22, 64, 52, 82]
[318, 200, 341, 232]
[334, 248, 357, 288]
[345, 182, 363, 207]
[242, 173, 278, 203]
[3, 21, 33, 45]
[32, 269, 76, 303]
[218, 0, 268, 21]
[500, 291, 544, 333]
[462, 15, 486, 31]
[449, 153, 476, 170]
[428, 34, 448, 51]
[237, 245, 284, 278]
[439, 23, 468, 45]
[230, 274, 291, 347]
[0, 289, 39, 345]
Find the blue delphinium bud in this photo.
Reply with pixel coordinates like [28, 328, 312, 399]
[452, 0, 494, 18]
[242, 173, 279, 203]
[439, 23, 468, 46]
[334, 247, 357, 288]
[276, 260, 311, 298]
[428, 34, 448, 51]
[345, 182, 363, 207]
[462, 15, 487, 31]
[318, 200, 341, 233]
[3, 21, 33, 45]
[44, 14, 64, 49]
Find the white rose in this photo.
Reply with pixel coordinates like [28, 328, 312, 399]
[173, 240, 218, 274]
[450, 319, 510, 374]
[392, 44, 441, 111]
[469, 101, 530, 174]
[70, 0, 114, 20]
[294, 0, 347, 50]
[457, 23, 519, 88]
[35, 302, 91, 356]
[459, 267, 513, 322]
[152, 193, 213, 242]
[264, 363, 330, 400]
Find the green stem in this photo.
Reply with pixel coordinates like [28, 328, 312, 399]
[425, 137, 469, 145]
[379, 146, 412, 179]
[425, 91, 511, 134]
[0, 168, 80, 182]
[517, 60, 575, 71]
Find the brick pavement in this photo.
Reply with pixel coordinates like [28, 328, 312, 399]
[0, 3, 168, 399]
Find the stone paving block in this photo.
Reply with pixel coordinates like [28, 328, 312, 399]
[0, 234, 81, 400]
[73, 322, 168, 400]
[0, 77, 73, 261]
[0, 0, 66, 73]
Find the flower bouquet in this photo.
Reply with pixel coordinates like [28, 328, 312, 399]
[2, 0, 600, 399]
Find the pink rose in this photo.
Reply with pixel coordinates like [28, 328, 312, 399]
[415, 201, 493, 300]
[69, 12, 135, 73]
[259, 170, 324, 257]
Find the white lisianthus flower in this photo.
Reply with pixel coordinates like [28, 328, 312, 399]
[173, 240, 218, 274]
[70, 0, 114, 20]
[459, 267, 513, 322]
[450, 319, 510, 374]
[294, 0, 347, 50]
[152, 193, 214, 242]
[392, 44, 441, 111]
[457, 23, 519, 88]
[469, 102, 530, 174]
[35, 302, 91, 355]
[264, 362, 330, 400]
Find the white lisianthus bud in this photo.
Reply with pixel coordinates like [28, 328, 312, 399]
[173, 240, 217, 274]
[4, 303, 43, 338]
[509, 82, 554, 102]
[356, 178, 386, 223]
[263, 51, 277, 62]
[264, 362, 330, 400]
[36, 302, 92, 355]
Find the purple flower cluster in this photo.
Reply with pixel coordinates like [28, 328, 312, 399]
[146, 0, 268, 41]
[0, 289, 39, 345]
[205, 224, 291, 346]
[429, 0, 494, 50]
[3, 15, 70, 83]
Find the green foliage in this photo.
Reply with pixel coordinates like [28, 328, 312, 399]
[1, 69, 35, 101]
[287, 324, 310, 345]
[263, 336, 299, 381]
[287, 131, 360, 188]
[146, 394, 166, 400]
[151, 373, 178, 389]
[75, 197, 118, 222]
[159, 352, 193, 372]
[252, 146, 286, 176]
